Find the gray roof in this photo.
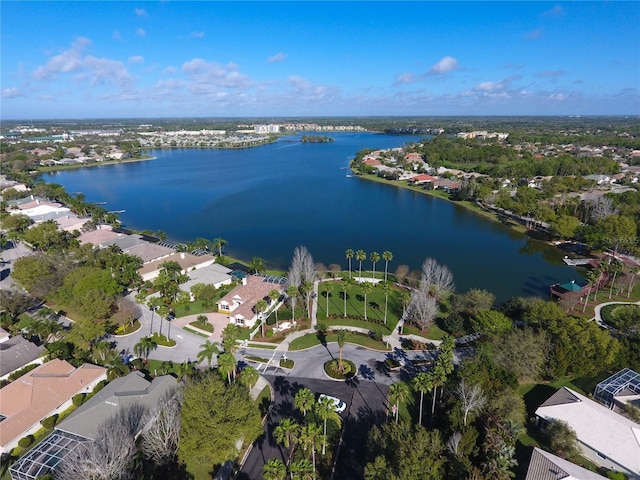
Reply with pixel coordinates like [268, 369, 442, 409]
[525, 447, 607, 480]
[180, 263, 233, 292]
[55, 371, 176, 440]
[124, 242, 175, 264]
[539, 387, 581, 408]
[0, 335, 45, 377]
[110, 234, 147, 251]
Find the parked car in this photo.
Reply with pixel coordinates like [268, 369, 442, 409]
[318, 394, 347, 413]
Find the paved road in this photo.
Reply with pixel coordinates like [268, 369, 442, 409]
[0, 240, 31, 291]
[238, 375, 389, 480]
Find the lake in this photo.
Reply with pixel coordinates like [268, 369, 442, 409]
[45, 132, 582, 302]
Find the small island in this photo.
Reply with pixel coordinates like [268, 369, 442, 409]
[300, 134, 334, 143]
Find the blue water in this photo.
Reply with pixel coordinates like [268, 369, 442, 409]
[45, 133, 582, 302]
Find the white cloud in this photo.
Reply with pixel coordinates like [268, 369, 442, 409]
[1, 87, 24, 98]
[470, 75, 522, 95]
[190, 31, 205, 38]
[135, 8, 147, 17]
[32, 37, 134, 87]
[182, 58, 252, 89]
[128, 56, 144, 64]
[267, 52, 287, 63]
[136, 28, 146, 37]
[535, 70, 566, 78]
[428, 56, 459, 75]
[394, 72, 417, 85]
[525, 28, 542, 40]
[541, 5, 564, 18]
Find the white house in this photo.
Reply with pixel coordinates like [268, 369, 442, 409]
[535, 387, 640, 478]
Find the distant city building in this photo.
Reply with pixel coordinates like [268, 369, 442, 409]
[254, 124, 281, 134]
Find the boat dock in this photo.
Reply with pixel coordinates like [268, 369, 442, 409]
[563, 257, 591, 266]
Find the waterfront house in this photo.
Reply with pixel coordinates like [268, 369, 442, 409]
[534, 387, 640, 478]
[217, 275, 282, 328]
[180, 263, 234, 300]
[0, 359, 107, 455]
[409, 174, 437, 186]
[138, 251, 215, 282]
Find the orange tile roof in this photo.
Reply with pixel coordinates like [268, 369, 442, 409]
[0, 359, 106, 451]
[218, 276, 282, 322]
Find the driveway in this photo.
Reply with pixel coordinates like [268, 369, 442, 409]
[172, 312, 228, 343]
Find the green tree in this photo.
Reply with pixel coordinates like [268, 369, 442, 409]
[546, 419, 579, 459]
[381, 281, 391, 324]
[222, 323, 241, 354]
[345, 249, 354, 279]
[471, 309, 513, 335]
[290, 458, 314, 480]
[412, 372, 433, 426]
[212, 237, 227, 257]
[274, 417, 300, 463]
[315, 395, 340, 455]
[337, 329, 348, 373]
[428, 364, 447, 425]
[197, 340, 220, 367]
[250, 256, 266, 274]
[340, 280, 349, 318]
[550, 214, 582, 239]
[255, 299, 268, 337]
[298, 423, 322, 477]
[134, 336, 157, 361]
[389, 381, 410, 424]
[263, 458, 287, 480]
[356, 250, 366, 282]
[382, 250, 393, 282]
[286, 285, 298, 324]
[178, 371, 262, 475]
[268, 289, 281, 327]
[361, 281, 373, 320]
[239, 366, 259, 392]
[370, 251, 380, 279]
[294, 387, 315, 417]
[218, 352, 237, 383]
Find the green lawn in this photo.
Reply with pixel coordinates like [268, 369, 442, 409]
[288, 330, 391, 351]
[316, 280, 405, 325]
[402, 323, 448, 341]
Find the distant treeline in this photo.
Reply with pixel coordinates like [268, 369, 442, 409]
[300, 134, 334, 143]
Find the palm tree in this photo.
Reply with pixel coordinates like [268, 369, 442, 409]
[274, 418, 300, 463]
[218, 352, 237, 383]
[134, 336, 157, 361]
[389, 381, 410, 424]
[370, 251, 380, 279]
[628, 267, 640, 298]
[197, 340, 220, 367]
[315, 395, 339, 455]
[299, 423, 322, 479]
[269, 289, 281, 327]
[286, 285, 298, 324]
[263, 458, 287, 480]
[213, 237, 227, 257]
[399, 291, 411, 317]
[106, 358, 130, 381]
[582, 268, 599, 313]
[380, 281, 391, 324]
[340, 280, 349, 318]
[239, 366, 259, 392]
[300, 280, 314, 319]
[382, 250, 393, 282]
[255, 299, 268, 337]
[428, 363, 447, 426]
[412, 372, 433, 426]
[322, 282, 331, 318]
[294, 387, 315, 417]
[290, 459, 314, 480]
[355, 250, 366, 282]
[337, 329, 347, 373]
[345, 249, 354, 279]
[250, 256, 266, 274]
[360, 281, 373, 320]
[176, 361, 195, 381]
[608, 260, 623, 299]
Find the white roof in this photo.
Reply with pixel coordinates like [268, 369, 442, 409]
[535, 387, 640, 475]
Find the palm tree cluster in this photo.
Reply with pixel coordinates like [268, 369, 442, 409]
[265, 387, 342, 480]
[344, 249, 394, 283]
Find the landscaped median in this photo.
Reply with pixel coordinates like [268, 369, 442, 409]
[288, 329, 391, 351]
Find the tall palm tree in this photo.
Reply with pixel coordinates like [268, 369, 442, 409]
[134, 336, 157, 361]
[176, 361, 195, 381]
[197, 340, 220, 367]
[388, 381, 410, 424]
[300, 280, 314, 319]
[381, 281, 391, 324]
[412, 372, 433, 426]
[355, 250, 366, 282]
[286, 285, 298, 324]
[608, 260, 623, 299]
[255, 299, 268, 337]
[290, 459, 314, 480]
[263, 458, 287, 480]
[360, 281, 373, 320]
[294, 387, 315, 417]
[213, 237, 227, 257]
[239, 366, 259, 392]
[582, 268, 599, 313]
[370, 251, 380, 279]
[315, 395, 339, 455]
[337, 329, 347, 373]
[218, 352, 237, 383]
[269, 289, 281, 327]
[299, 423, 322, 479]
[274, 418, 300, 464]
[340, 280, 349, 318]
[345, 249, 354, 279]
[250, 256, 266, 274]
[399, 291, 411, 317]
[106, 358, 130, 381]
[382, 251, 393, 282]
[428, 363, 447, 426]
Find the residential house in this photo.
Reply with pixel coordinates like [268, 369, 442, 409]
[525, 447, 607, 480]
[432, 178, 461, 192]
[409, 174, 437, 186]
[217, 275, 282, 328]
[9, 371, 175, 480]
[0, 359, 107, 454]
[0, 329, 45, 381]
[180, 263, 234, 300]
[138, 251, 215, 282]
[535, 387, 640, 478]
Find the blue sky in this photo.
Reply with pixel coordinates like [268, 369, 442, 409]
[1, 1, 639, 119]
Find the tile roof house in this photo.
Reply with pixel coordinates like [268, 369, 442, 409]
[0, 329, 45, 381]
[535, 387, 640, 479]
[180, 263, 234, 300]
[409, 174, 437, 185]
[217, 275, 282, 328]
[525, 447, 607, 480]
[0, 359, 107, 454]
[137, 251, 215, 282]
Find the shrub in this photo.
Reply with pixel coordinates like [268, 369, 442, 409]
[280, 358, 294, 369]
[197, 315, 207, 323]
[8, 363, 39, 381]
[72, 394, 85, 406]
[265, 330, 274, 338]
[18, 435, 34, 449]
[41, 415, 58, 429]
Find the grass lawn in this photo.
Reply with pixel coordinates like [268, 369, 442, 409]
[316, 280, 405, 325]
[321, 318, 393, 336]
[402, 322, 448, 341]
[288, 331, 391, 351]
[183, 326, 208, 337]
[173, 300, 216, 318]
[145, 358, 181, 376]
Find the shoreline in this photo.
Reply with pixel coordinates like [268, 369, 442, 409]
[38, 155, 157, 173]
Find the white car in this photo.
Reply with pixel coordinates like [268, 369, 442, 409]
[318, 394, 347, 413]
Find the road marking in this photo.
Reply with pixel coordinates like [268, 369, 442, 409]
[176, 334, 183, 339]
